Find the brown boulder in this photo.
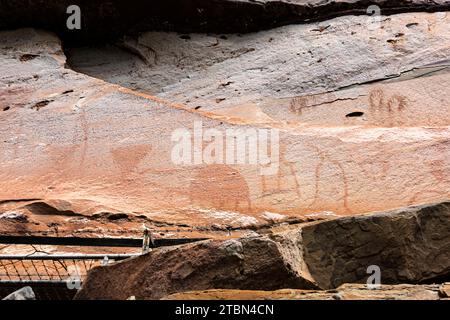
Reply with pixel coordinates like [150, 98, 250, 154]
[300, 202, 450, 289]
[75, 236, 317, 300]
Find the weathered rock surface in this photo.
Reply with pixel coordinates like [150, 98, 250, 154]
[163, 288, 335, 300]
[75, 202, 449, 299]
[162, 283, 445, 300]
[439, 283, 450, 298]
[74, 236, 318, 300]
[2, 1, 450, 42]
[299, 201, 450, 289]
[2, 286, 36, 300]
[1, 14, 449, 236]
[0, 197, 244, 242]
[70, 11, 450, 124]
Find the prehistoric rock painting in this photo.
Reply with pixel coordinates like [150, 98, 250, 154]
[111, 144, 152, 176]
[188, 164, 251, 212]
[369, 88, 409, 126]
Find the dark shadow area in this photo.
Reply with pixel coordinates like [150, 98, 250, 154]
[1, 0, 450, 45]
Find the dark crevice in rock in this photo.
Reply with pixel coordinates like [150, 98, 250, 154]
[418, 272, 450, 285]
[334, 65, 450, 91]
[0, 198, 42, 206]
[23, 202, 84, 217]
[346, 111, 364, 117]
[31, 100, 51, 111]
[1, 1, 450, 45]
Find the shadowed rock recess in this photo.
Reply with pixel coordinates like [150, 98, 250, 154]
[1, 0, 450, 43]
[0, 1, 449, 300]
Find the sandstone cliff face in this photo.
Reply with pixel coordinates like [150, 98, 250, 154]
[1, 13, 450, 237]
[69, 11, 450, 124]
[0, 1, 449, 301]
[75, 202, 450, 299]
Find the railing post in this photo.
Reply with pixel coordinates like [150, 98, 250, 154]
[101, 256, 109, 266]
[142, 226, 154, 254]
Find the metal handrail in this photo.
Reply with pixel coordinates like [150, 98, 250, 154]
[0, 235, 208, 248]
[0, 254, 139, 260]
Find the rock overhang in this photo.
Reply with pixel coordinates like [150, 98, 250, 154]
[1, 0, 450, 44]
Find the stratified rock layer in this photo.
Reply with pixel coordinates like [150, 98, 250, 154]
[70, 11, 450, 121]
[162, 283, 446, 300]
